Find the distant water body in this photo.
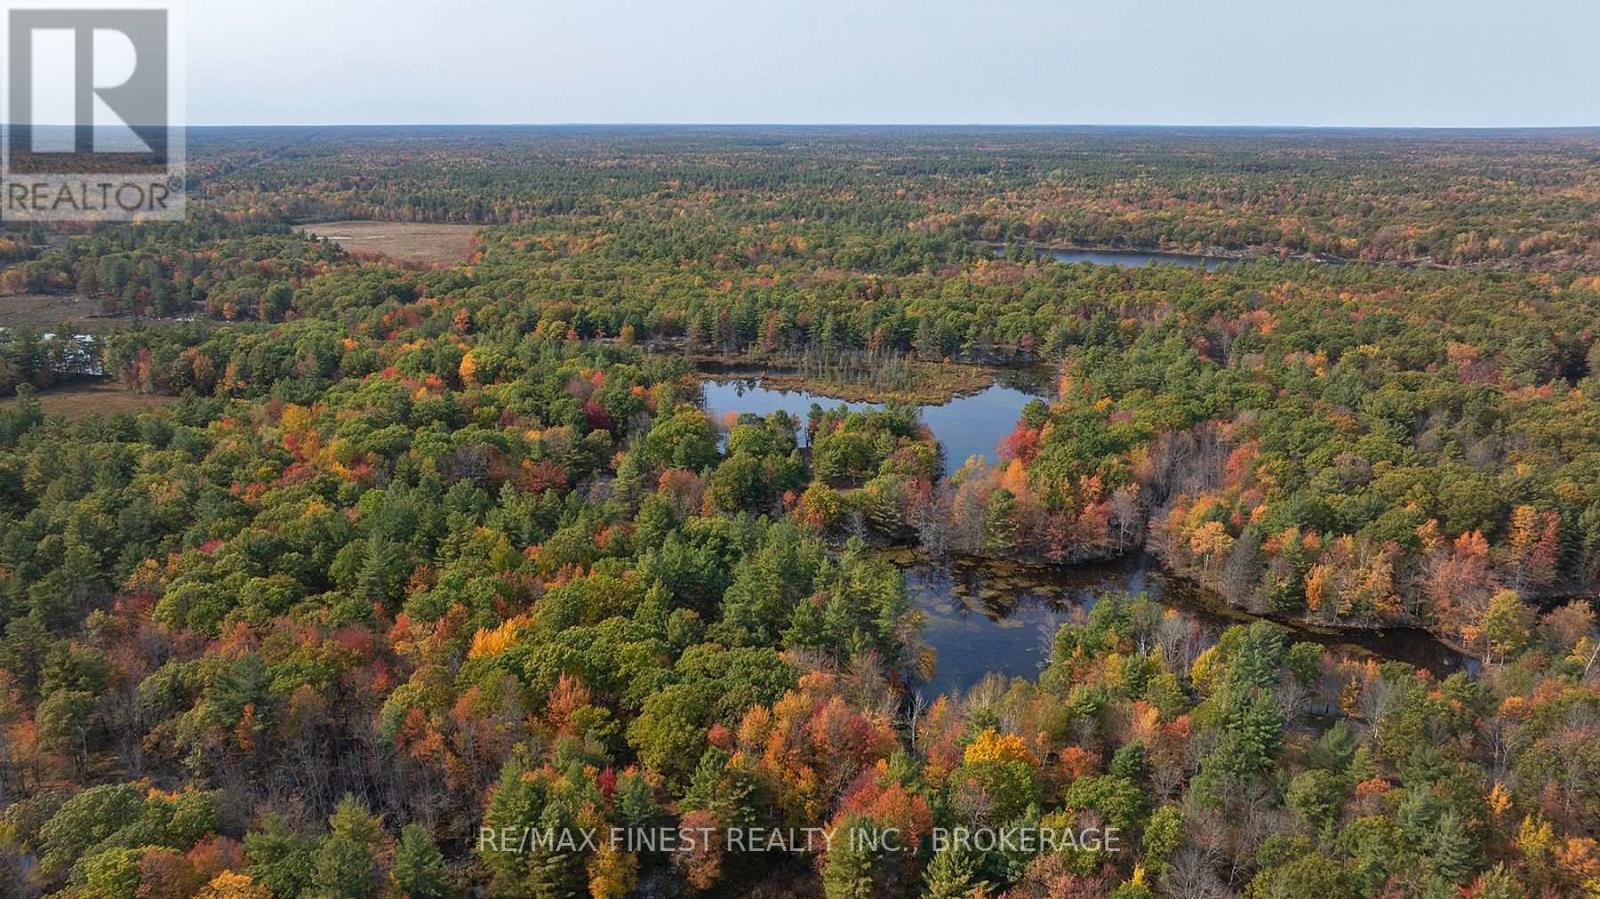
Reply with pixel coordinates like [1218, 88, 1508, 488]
[699, 373, 1048, 477]
[1023, 245, 1230, 271]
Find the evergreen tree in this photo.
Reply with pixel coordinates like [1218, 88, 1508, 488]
[391, 823, 452, 899]
[1429, 811, 1476, 885]
[822, 820, 877, 899]
[921, 843, 989, 899]
[982, 489, 1017, 554]
[311, 795, 385, 899]
[245, 814, 317, 899]
[525, 804, 582, 899]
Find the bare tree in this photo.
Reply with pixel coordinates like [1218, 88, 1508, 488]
[1163, 846, 1234, 899]
[913, 489, 954, 557]
[904, 691, 931, 750]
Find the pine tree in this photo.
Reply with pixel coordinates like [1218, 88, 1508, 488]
[1465, 863, 1522, 899]
[982, 488, 1018, 554]
[616, 772, 659, 828]
[1429, 811, 1476, 885]
[915, 318, 940, 361]
[525, 804, 582, 899]
[921, 843, 989, 899]
[783, 596, 830, 652]
[391, 823, 452, 899]
[681, 748, 730, 814]
[311, 795, 384, 899]
[244, 814, 316, 899]
[357, 531, 407, 604]
[822, 821, 877, 899]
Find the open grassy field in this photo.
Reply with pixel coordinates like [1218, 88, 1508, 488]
[0, 294, 104, 330]
[298, 221, 480, 266]
[0, 380, 173, 419]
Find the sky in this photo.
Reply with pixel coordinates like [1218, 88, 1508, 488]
[186, 0, 1600, 127]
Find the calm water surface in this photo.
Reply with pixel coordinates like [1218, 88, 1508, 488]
[1038, 247, 1229, 271]
[906, 554, 1159, 696]
[700, 371, 1048, 477]
[905, 552, 1471, 697]
[698, 370, 1469, 697]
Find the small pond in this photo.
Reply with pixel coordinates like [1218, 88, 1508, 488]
[700, 370, 1049, 477]
[904, 551, 1473, 698]
[1036, 247, 1230, 271]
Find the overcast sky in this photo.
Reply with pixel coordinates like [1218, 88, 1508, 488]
[187, 0, 1600, 127]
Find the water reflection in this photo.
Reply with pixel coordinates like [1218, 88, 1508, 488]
[1035, 247, 1230, 271]
[986, 243, 1230, 271]
[699, 371, 1049, 476]
[696, 369, 1471, 698]
[901, 551, 1473, 698]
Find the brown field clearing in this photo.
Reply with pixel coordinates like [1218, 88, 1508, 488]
[0, 294, 197, 332]
[1, 380, 173, 419]
[0, 294, 104, 330]
[298, 221, 480, 266]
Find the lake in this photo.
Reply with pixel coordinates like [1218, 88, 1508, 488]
[698, 369, 1470, 698]
[1036, 247, 1230, 271]
[904, 550, 1473, 698]
[699, 370, 1049, 477]
[905, 553, 1160, 696]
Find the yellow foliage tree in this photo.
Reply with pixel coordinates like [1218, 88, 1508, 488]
[1190, 645, 1223, 696]
[963, 728, 1035, 769]
[196, 872, 271, 899]
[468, 616, 526, 659]
[587, 843, 639, 899]
[1188, 521, 1234, 563]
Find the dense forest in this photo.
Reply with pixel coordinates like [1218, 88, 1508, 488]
[2, 128, 1600, 898]
[179, 127, 1600, 268]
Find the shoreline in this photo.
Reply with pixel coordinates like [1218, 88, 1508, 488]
[694, 357, 1029, 406]
[690, 357, 1487, 673]
[885, 544, 1476, 680]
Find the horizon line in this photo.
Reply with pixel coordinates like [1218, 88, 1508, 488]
[9, 121, 1600, 132]
[167, 121, 1600, 132]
